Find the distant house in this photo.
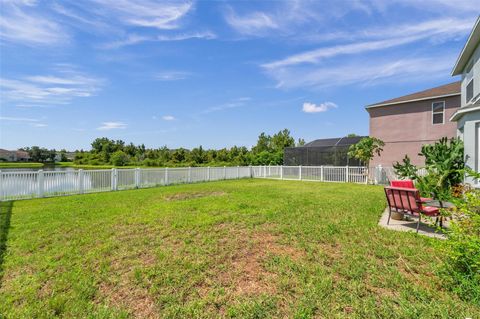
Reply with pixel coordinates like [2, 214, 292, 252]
[451, 16, 480, 186]
[366, 82, 461, 167]
[15, 150, 30, 161]
[0, 149, 30, 162]
[284, 136, 367, 166]
[0, 149, 15, 161]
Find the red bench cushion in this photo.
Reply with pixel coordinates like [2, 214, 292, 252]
[391, 180, 415, 188]
[421, 206, 440, 216]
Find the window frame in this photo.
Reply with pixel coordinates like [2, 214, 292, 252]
[466, 79, 474, 103]
[431, 101, 445, 125]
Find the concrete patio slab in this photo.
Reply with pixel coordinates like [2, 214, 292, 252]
[378, 208, 448, 239]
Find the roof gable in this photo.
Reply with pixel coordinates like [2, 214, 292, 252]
[452, 16, 480, 76]
[303, 136, 366, 148]
[366, 81, 460, 109]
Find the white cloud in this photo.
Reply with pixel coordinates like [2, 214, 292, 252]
[154, 71, 191, 81]
[224, 8, 278, 36]
[267, 55, 456, 90]
[99, 34, 151, 49]
[0, 2, 68, 46]
[263, 37, 417, 69]
[202, 97, 251, 114]
[0, 67, 103, 105]
[97, 122, 127, 130]
[102, 31, 215, 49]
[162, 115, 175, 121]
[0, 116, 49, 127]
[0, 116, 40, 122]
[263, 17, 473, 69]
[302, 102, 337, 113]
[157, 31, 216, 41]
[92, 0, 193, 29]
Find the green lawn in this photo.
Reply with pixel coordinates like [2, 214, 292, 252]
[0, 162, 44, 168]
[0, 180, 477, 318]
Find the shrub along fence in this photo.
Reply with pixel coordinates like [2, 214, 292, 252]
[0, 165, 371, 201]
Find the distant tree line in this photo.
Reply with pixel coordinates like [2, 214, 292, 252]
[72, 129, 303, 167]
[20, 147, 69, 163]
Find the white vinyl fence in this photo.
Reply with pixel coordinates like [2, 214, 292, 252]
[252, 165, 368, 184]
[0, 165, 372, 201]
[370, 165, 427, 185]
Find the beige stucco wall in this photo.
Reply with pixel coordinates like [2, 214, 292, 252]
[368, 95, 460, 166]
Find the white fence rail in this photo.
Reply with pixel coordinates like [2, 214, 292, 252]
[370, 165, 427, 185]
[0, 165, 373, 201]
[252, 165, 368, 184]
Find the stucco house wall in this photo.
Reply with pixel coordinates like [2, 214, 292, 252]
[457, 110, 480, 182]
[368, 95, 460, 166]
[460, 40, 480, 107]
[451, 16, 480, 187]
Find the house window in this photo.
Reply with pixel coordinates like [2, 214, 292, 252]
[466, 79, 474, 102]
[432, 101, 444, 125]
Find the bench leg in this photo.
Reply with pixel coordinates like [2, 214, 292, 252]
[416, 214, 421, 233]
[387, 207, 392, 225]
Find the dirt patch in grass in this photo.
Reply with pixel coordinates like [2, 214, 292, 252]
[164, 191, 226, 201]
[212, 225, 305, 297]
[96, 250, 159, 318]
[98, 281, 158, 319]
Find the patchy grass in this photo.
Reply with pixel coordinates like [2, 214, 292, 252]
[0, 179, 478, 318]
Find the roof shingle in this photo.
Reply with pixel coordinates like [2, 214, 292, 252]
[367, 81, 461, 108]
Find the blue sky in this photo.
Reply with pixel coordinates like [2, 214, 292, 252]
[0, 0, 478, 150]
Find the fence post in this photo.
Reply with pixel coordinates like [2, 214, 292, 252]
[346, 165, 349, 183]
[236, 166, 240, 179]
[249, 166, 253, 178]
[111, 168, 117, 191]
[165, 167, 169, 185]
[135, 168, 140, 188]
[280, 166, 283, 180]
[223, 166, 227, 180]
[268, 165, 271, 177]
[79, 169, 84, 194]
[299, 165, 302, 180]
[263, 166, 266, 178]
[38, 170, 44, 197]
[320, 165, 324, 181]
[188, 167, 192, 183]
[375, 165, 381, 185]
[207, 166, 210, 181]
[0, 170, 3, 200]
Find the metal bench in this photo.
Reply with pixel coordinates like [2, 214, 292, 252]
[384, 186, 440, 232]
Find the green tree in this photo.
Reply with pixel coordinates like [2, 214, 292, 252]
[59, 149, 68, 162]
[252, 132, 272, 154]
[394, 137, 464, 200]
[24, 146, 53, 162]
[271, 129, 295, 152]
[110, 150, 130, 166]
[348, 137, 384, 168]
[190, 146, 207, 164]
[393, 155, 418, 180]
[171, 148, 187, 163]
